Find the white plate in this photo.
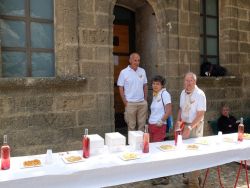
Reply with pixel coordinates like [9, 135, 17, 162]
[195, 139, 209, 145]
[120, 152, 140, 161]
[186, 144, 199, 150]
[21, 159, 42, 169]
[158, 144, 176, 151]
[223, 137, 236, 143]
[243, 134, 250, 140]
[62, 155, 85, 164]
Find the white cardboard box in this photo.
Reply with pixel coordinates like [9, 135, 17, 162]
[128, 131, 143, 150]
[88, 134, 104, 155]
[105, 132, 126, 152]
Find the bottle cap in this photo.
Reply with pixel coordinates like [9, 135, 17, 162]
[84, 128, 88, 135]
[240, 117, 244, 124]
[144, 124, 148, 133]
[3, 135, 7, 144]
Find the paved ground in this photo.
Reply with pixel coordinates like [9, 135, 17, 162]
[107, 162, 249, 188]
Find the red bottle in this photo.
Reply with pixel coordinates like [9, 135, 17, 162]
[238, 117, 244, 142]
[82, 129, 90, 158]
[1, 135, 10, 170]
[142, 125, 149, 153]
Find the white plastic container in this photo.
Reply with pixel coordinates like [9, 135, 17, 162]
[88, 134, 104, 155]
[128, 131, 143, 150]
[105, 132, 126, 152]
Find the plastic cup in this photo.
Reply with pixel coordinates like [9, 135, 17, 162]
[45, 149, 53, 164]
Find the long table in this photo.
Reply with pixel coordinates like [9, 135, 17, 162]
[0, 133, 250, 188]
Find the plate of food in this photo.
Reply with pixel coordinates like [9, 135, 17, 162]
[195, 139, 209, 145]
[186, 144, 199, 150]
[120, 152, 139, 161]
[158, 144, 176, 151]
[223, 137, 235, 143]
[243, 133, 250, 140]
[62, 155, 85, 164]
[22, 159, 42, 168]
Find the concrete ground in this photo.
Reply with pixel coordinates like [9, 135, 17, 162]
[107, 162, 249, 188]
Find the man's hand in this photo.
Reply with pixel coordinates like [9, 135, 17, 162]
[182, 126, 191, 139]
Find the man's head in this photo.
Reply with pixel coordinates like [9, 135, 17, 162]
[184, 72, 197, 93]
[129, 53, 140, 70]
[221, 104, 230, 117]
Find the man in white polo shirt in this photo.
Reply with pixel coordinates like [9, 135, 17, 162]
[175, 72, 206, 188]
[117, 52, 148, 131]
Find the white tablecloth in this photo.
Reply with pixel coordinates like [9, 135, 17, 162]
[0, 133, 249, 188]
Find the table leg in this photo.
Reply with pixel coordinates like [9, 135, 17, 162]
[243, 160, 249, 188]
[202, 167, 224, 188]
[217, 166, 224, 188]
[234, 161, 248, 188]
[202, 168, 209, 188]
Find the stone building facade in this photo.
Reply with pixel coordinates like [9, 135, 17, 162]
[0, 0, 249, 156]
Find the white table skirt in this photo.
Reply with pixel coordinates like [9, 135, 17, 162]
[0, 133, 249, 188]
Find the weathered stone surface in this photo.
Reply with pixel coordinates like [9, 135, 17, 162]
[81, 62, 110, 77]
[222, 7, 239, 17]
[168, 36, 179, 49]
[78, 0, 93, 12]
[239, 20, 250, 31]
[239, 54, 248, 64]
[78, 109, 99, 126]
[189, 13, 200, 26]
[238, 0, 250, 9]
[95, 47, 111, 61]
[179, 11, 189, 24]
[79, 47, 94, 60]
[179, 37, 188, 50]
[240, 42, 250, 53]
[220, 18, 238, 29]
[239, 31, 248, 42]
[189, 0, 199, 12]
[238, 8, 248, 19]
[95, 0, 111, 13]
[205, 88, 226, 100]
[188, 38, 199, 50]
[54, 95, 95, 111]
[80, 29, 110, 45]
[167, 50, 179, 63]
[165, 9, 178, 22]
[78, 12, 95, 28]
[164, 0, 177, 9]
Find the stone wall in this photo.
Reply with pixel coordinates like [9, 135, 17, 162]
[0, 0, 249, 156]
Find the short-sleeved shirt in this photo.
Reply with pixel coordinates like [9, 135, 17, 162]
[117, 66, 147, 102]
[180, 85, 206, 123]
[149, 89, 171, 124]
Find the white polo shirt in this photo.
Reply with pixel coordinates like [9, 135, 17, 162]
[117, 66, 147, 102]
[180, 85, 206, 123]
[149, 89, 171, 124]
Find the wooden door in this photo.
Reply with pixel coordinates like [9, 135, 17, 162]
[113, 24, 129, 114]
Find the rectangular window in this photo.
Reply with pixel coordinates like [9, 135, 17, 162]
[200, 0, 219, 65]
[0, 0, 54, 77]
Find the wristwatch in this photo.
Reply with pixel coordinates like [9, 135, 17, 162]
[188, 125, 192, 131]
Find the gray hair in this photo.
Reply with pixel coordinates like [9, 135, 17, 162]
[185, 72, 197, 82]
[129, 52, 140, 60]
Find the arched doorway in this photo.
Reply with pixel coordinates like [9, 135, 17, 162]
[113, 1, 158, 134]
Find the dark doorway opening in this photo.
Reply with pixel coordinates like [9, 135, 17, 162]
[113, 6, 135, 135]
